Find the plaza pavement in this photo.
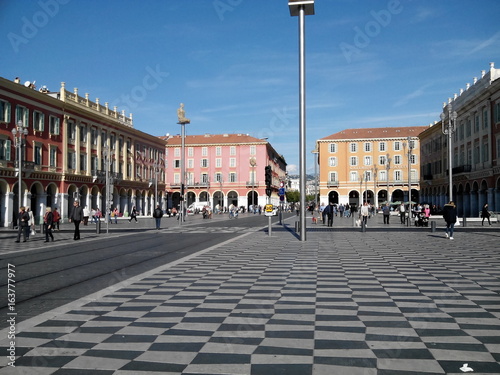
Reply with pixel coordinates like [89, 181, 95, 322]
[0, 213, 499, 374]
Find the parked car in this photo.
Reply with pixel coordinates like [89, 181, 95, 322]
[187, 202, 210, 215]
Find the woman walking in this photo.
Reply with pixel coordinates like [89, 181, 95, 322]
[481, 203, 491, 226]
[44, 207, 54, 242]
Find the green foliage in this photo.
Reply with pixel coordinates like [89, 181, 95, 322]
[285, 190, 300, 203]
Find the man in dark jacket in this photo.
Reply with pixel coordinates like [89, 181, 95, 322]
[153, 205, 163, 230]
[442, 201, 457, 240]
[44, 207, 54, 242]
[69, 200, 84, 240]
[15, 206, 30, 243]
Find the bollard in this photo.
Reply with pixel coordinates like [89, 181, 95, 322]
[431, 220, 436, 232]
[295, 221, 300, 233]
[361, 220, 366, 233]
[40, 224, 45, 234]
[462, 216, 467, 227]
[96, 220, 101, 234]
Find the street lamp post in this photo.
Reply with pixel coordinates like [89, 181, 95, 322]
[385, 153, 391, 205]
[403, 136, 414, 226]
[11, 121, 28, 215]
[103, 146, 113, 234]
[440, 103, 457, 203]
[289, 0, 315, 242]
[373, 164, 378, 209]
[177, 103, 190, 226]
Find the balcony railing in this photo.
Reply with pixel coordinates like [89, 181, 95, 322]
[246, 181, 260, 187]
[327, 180, 339, 187]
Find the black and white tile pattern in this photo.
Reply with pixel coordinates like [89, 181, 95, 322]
[1, 228, 499, 374]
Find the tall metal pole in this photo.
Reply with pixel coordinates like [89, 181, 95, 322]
[12, 121, 27, 211]
[407, 136, 412, 226]
[289, 0, 315, 241]
[180, 122, 185, 226]
[386, 154, 391, 204]
[104, 146, 110, 234]
[441, 103, 457, 204]
[298, 5, 307, 241]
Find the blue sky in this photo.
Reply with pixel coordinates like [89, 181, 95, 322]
[1, 0, 499, 173]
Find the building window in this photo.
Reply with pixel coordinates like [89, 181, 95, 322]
[110, 133, 116, 149]
[364, 171, 372, 181]
[229, 172, 237, 182]
[174, 147, 180, 157]
[230, 146, 236, 156]
[329, 157, 336, 167]
[201, 147, 208, 156]
[364, 156, 371, 166]
[187, 159, 193, 168]
[188, 147, 193, 157]
[379, 142, 386, 152]
[80, 124, 87, 143]
[173, 159, 180, 168]
[379, 155, 386, 165]
[80, 153, 87, 172]
[33, 111, 44, 132]
[0, 139, 11, 160]
[482, 142, 489, 162]
[215, 172, 222, 182]
[364, 142, 371, 152]
[174, 173, 180, 184]
[394, 170, 402, 181]
[216, 158, 222, 168]
[67, 152, 76, 170]
[483, 108, 488, 129]
[394, 141, 401, 151]
[329, 143, 337, 153]
[410, 154, 416, 164]
[465, 120, 471, 137]
[91, 128, 98, 145]
[91, 155, 98, 172]
[328, 172, 337, 183]
[411, 169, 417, 181]
[250, 145, 256, 155]
[350, 156, 357, 166]
[0, 100, 11, 122]
[350, 143, 357, 152]
[379, 170, 387, 181]
[394, 155, 401, 165]
[201, 158, 209, 168]
[49, 147, 57, 167]
[16, 105, 29, 126]
[216, 146, 222, 156]
[68, 121, 76, 140]
[201, 173, 208, 183]
[350, 171, 357, 182]
[34, 144, 42, 165]
[49, 116, 60, 135]
[230, 158, 236, 167]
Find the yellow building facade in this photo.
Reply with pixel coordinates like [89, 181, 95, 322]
[316, 126, 428, 209]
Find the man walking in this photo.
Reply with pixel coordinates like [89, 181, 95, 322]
[153, 204, 163, 230]
[15, 206, 30, 243]
[382, 203, 391, 224]
[69, 200, 84, 240]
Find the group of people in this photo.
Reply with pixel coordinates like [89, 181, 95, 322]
[15, 206, 60, 243]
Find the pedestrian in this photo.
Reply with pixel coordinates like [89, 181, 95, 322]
[442, 201, 457, 240]
[382, 203, 390, 224]
[53, 207, 60, 230]
[44, 207, 54, 242]
[129, 205, 138, 222]
[91, 208, 97, 223]
[399, 203, 406, 224]
[481, 203, 492, 226]
[153, 204, 163, 229]
[83, 206, 90, 225]
[69, 200, 84, 240]
[326, 202, 334, 227]
[113, 207, 119, 224]
[360, 201, 369, 227]
[26, 206, 35, 238]
[15, 206, 30, 243]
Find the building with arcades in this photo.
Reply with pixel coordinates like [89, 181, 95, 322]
[161, 133, 287, 211]
[419, 62, 500, 216]
[0, 76, 166, 227]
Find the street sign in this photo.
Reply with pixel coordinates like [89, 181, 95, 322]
[280, 195, 284, 201]
[265, 204, 273, 212]
[278, 188, 285, 196]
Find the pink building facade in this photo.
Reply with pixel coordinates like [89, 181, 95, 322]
[162, 133, 287, 211]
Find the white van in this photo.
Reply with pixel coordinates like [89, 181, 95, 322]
[187, 202, 210, 215]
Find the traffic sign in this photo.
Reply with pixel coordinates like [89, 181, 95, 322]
[278, 188, 285, 196]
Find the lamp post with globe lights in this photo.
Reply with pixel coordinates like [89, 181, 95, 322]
[440, 103, 457, 203]
[11, 121, 28, 212]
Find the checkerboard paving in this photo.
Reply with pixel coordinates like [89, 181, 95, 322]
[1, 228, 500, 374]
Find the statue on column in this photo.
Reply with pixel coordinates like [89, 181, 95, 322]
[177, 103, 190, 124]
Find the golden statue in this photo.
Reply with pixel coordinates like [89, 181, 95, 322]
[177, 103, 190, 124]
